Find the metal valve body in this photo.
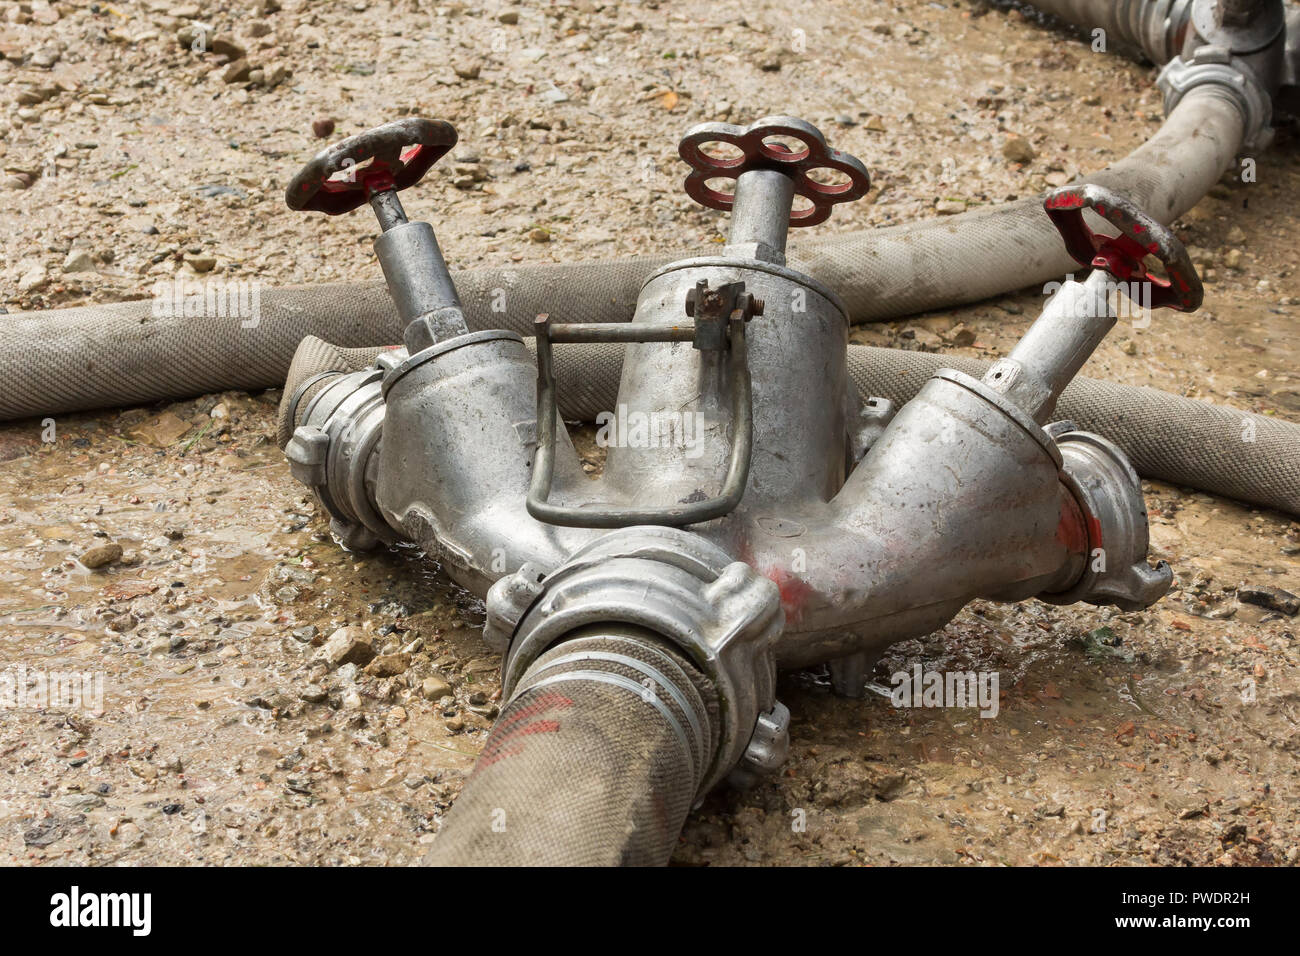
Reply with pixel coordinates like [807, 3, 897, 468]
[282, 116, 1194, 791]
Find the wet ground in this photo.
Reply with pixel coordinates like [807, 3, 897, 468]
[1, 0, 1298, 865]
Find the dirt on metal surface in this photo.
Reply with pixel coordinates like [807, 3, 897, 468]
[1, 0, 1297, 866]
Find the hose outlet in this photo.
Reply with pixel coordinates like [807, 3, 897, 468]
[492, 526, 786, 794]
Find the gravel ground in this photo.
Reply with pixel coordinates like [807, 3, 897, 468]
[0, 0, 1297, 866]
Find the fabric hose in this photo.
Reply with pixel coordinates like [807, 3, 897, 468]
[423, 627, 719, 866]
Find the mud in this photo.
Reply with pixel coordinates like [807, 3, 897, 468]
[1, 0, 1297, 866]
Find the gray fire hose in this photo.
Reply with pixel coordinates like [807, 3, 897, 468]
[423, 628, 718, 866]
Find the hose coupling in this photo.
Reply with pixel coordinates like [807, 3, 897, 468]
[1158, 44, 1275, 151]
[1040, 425, 1173, 611]
[488, 526, 787, 794]
[285, 361, 395, 552]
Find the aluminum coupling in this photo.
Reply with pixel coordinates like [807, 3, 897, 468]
[486, 526, 788, 793]
[1040, 425, 1173, 611]
[284, 362, 395, 552]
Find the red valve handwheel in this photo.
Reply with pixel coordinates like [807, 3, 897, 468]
[678, 115, 870, 227]
[1044, 184, 1203, 312]
[285, 118, 458, 216]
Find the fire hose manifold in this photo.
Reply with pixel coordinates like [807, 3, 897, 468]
[277, 113, 1207, 865]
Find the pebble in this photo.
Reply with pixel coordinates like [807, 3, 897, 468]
[79, 542, 123, 569]
[212, 37, 248, 60]
[935, 200, 966, 215]
[365, 652, 411, 677]
[421, 675, 453, 701]
[453, 60, 482, 80]
[223, 59, 252, 84]
[319, 625, 375, 667]
[61, 248, 96, 274]
[1002, 135, 1035, 163]
[312, 117, 335, 139]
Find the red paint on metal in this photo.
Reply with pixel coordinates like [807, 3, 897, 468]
[764, 565, 812, 626]
[1056, 503, 1090, 556]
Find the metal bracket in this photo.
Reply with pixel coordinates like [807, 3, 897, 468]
[526, 286, 759, 529]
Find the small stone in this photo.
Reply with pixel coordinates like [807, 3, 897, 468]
[55, 793, 105, 812]
[453, 60, 482, 80]
[312, 117, 335, 139]
[320, 626, 375, 668]
[223, 59, 252, 84]
[421, 675, 453, 701]
[299, 684, 328, 703]
[212, 37, 247, 60]
[365, 652, 411, 677]
[498, 11, 519, 24]
[4, 176, 30, 191]
[1119, 338, 1138, 356]
[1237, 584, 1299, 616]
[1223, 248, 1243, 271]
[246, 21, 273, 38]
[18, 265, 48, 293]
[186, 255, 217, 273]
[528, 227, 552, 243]
[61, 248, 96, 274]
[1002, 135, 1035, 163]
[935, 199, 966, 216]
[945, 323, 976, 347]
[79, 542, 123, 570]
[291, 625, 318, 644]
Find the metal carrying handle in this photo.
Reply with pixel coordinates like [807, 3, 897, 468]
[527, 314, 754, 529]
[678, 115, 870, 227]
[1044, 183, 1203, 312]
[285, 118, 457, 216]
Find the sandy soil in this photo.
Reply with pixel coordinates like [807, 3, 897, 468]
[0, 0, 1297, 866]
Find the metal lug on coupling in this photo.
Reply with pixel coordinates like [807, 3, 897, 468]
[285, 425, 329, 487]
[727, 701, 792, 790]
[482, 562, 549, 653]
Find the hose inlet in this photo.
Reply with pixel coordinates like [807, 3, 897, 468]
[425, 628, 718, 866]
